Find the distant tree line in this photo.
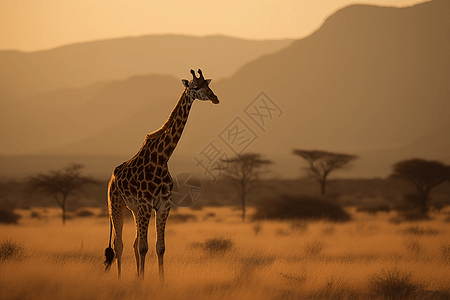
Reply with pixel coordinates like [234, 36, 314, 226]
[1, 150, 449, 225]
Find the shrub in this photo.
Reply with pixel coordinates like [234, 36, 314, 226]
[253, 195, 351, 222]
[303, 241, 325, 257]
[0, 239, 25, 261]
[290, 220, 308, 232]
[395, 193, 421, 212]
[0, 206, 21, 224]
[401, 226, 439, 236]
[316, 277, 352, 300]
[204, 212, 216, 220]
[393, 193, 444, 219]
[252, 223, 262, 235]
[398, 211, 431, 222]
[441, 244, 450, 263]
[169, 213, 197, 223]
[76, 210, 95, 217]
[321, 225, 336, 236]
[279, 271, 309, 286]
[403, 239, 422, 255]
[275, 228, 291, 236]
[356, 204, 391, 214]
[194, 237, 234, 254]
[30, 211, 41, 218]
[368, 269, 421, 300]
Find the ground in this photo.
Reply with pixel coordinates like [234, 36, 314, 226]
[0, 206, 449, 300]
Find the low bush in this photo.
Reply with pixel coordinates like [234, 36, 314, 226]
[76, 210, 95, 217]
[290, 220, 308, 232]
[394, 193, 421, 212]
[401, 226, 439, 236]
[441, 243, 450, 263]
[368, 269, 421, 300]
[403, 239, 422, 255]
[275, 228, 291, 236]
[30, 211, 41, 219]
[252, 223, 262, 235]
[169, 213, 197, 223]
[253, 195, 351, 222]
[0, 206, 21, 224]
[356, 204, 391, 214]
[303, 241, 325, 257]
[321, 225, 336, 236]
[0, 239, 25, 261]
[204, 212, 216, 219]
[193, 237, 234, 254]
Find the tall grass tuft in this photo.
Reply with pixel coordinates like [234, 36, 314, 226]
[252, 223, 262, 235]
[403, 239, 423, 255]
[0, 239, 25, 261]
[194, 237, 234, 254]
[303, 240, 325, 257]
[401, 226, 439, 236]
[441, 243, 450, 263]
[316, 277, 354, 300]
[368, 269, 421, 300]
[290, 220, 308, 232]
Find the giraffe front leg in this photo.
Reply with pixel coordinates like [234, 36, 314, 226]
[155, 200, 171, 283]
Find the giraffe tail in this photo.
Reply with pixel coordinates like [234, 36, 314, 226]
[104, 217, 115, 271]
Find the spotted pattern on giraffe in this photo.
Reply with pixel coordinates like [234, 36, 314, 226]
[104, 69, 219, 282]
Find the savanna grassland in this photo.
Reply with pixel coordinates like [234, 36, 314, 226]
[1, 206, 450, 300]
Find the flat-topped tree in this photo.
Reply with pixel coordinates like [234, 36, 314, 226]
[219, 153, 273, 221]
[390, 158, 450, 215]
[293, 150, 358, 196]
[28, 164, 98, 225]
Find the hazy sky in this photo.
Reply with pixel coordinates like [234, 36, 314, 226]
[1, 0, 426, 52]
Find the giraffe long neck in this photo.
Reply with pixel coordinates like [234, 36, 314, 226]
[142, 89, 193, 164]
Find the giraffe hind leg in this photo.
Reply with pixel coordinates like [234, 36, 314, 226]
[104, 217, 115, 271]
[109, 192, 126, 277]
[132, 223, 139, 276]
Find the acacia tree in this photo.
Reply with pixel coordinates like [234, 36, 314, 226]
[28, 164, 98, 225]
[219, 153, 273, 221]
[292, 149, 358, 196]
[390, 158, 450, 215]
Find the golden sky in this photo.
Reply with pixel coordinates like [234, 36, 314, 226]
[1, 0, 426, 52]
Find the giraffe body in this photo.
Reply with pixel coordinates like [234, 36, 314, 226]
[104, 69, 219, 281]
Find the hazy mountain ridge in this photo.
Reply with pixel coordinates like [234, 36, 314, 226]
[0, 35, 294, 98]
[1, 75, 182, 155]
[210, 0, 450, 168]
[2, 0, 449, 179]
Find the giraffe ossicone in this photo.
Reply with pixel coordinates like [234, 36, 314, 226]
[104, 69, 219, 282]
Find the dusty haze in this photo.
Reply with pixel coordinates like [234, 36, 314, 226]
[0, 0, 424, 51]
[1, 0, 449, 180]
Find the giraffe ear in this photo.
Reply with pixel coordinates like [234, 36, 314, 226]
[182, 79, 190, 88]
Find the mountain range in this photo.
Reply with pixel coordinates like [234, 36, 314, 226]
[1, 0, 449, 179]
[0, 35, 293, 98]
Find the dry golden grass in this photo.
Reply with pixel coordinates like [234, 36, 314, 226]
[1, 206, 450, 300]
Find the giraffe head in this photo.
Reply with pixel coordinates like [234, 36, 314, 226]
[182, 69, 219, 104]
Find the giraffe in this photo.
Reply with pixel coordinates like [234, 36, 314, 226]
[104, 69, 219, 281]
